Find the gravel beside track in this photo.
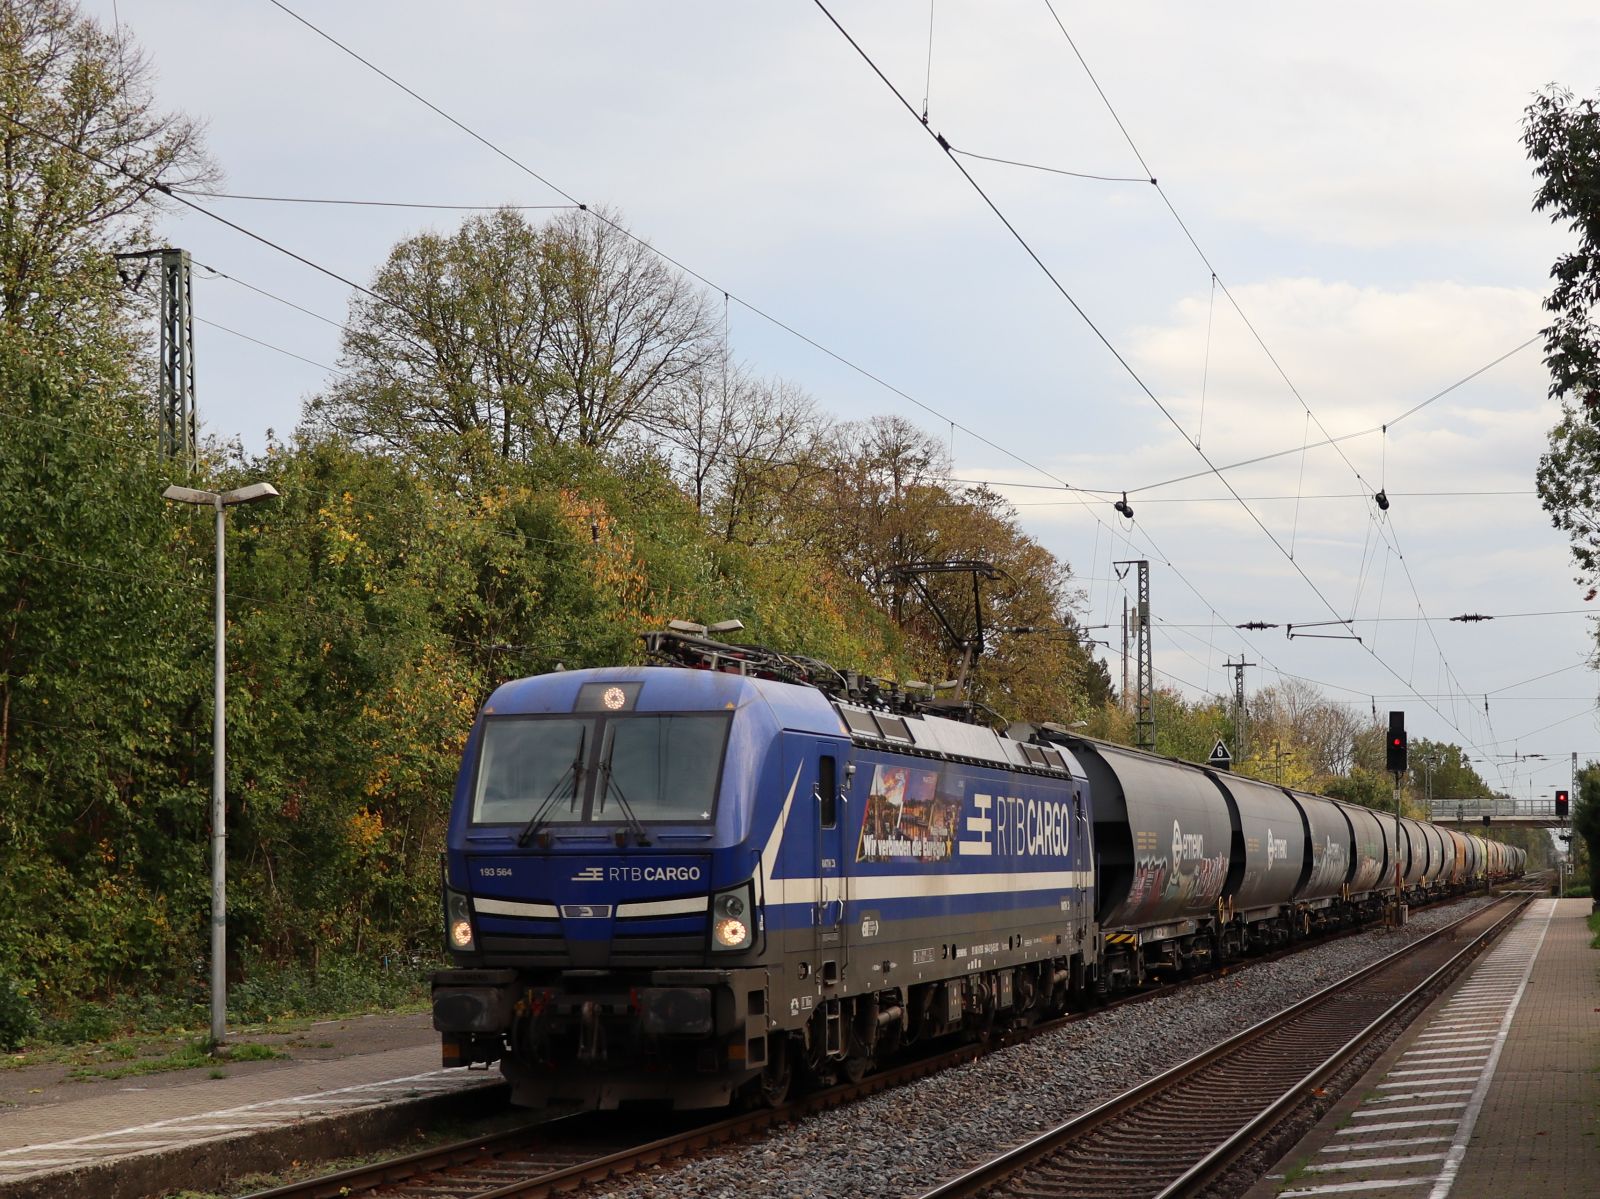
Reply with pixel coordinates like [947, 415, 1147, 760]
[601, 896, 1495, 1199]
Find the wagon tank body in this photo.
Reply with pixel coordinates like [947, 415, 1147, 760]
[1071, 740, 1233, 931]
[1444, 829, 1469, 885]
[1285, 790, 1352, 904]
[1398, 817, 1429, 888]
[1333, 800, 1387, 893]
[1421, 822, 1449, 887]
[1207, 772, 1308, 915]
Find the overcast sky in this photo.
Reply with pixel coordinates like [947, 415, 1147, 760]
[92, 1, 1600, 800]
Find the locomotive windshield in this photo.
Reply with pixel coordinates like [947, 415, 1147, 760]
[470, 713, 729, 826]
[598, 714, 728, 822]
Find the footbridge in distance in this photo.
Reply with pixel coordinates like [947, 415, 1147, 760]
[1426, 796, 1568, 829]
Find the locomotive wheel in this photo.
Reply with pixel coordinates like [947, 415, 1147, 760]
[755, 1035, 792, 1107]
[798, 1020, 838, 1090]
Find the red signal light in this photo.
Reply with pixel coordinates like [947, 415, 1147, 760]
[1385, 712, 1406, 772]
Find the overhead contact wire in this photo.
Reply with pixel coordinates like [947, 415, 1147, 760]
[812, 0, 1503, 781]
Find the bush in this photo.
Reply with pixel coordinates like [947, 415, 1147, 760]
[227, 955, 434, 1025]
[0, 973, 39, 1051]
[39, 1003, 117, 1046]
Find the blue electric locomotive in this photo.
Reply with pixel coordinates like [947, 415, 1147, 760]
[431, 628, 1096, 1109]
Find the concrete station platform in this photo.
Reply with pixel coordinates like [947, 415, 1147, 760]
[0, 1012, 507, 1199]
[1249, 897, 1599, 1199]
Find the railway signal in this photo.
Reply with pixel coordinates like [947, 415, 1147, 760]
[1556, 789, 1569, 818]
[1386, 711, 1407, 774]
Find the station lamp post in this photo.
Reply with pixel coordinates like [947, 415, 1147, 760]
[163, 482, 280, 1046]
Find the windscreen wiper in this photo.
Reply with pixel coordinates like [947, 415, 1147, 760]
[516, 728, 586, 848]
[597, 758, 651, 846]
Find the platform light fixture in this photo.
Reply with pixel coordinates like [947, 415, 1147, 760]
[163, 481, 280, 1047]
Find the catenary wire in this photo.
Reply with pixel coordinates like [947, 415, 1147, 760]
[949, 147, 1152, 184]
[25, 8, 1526, 780]
[195, 316, 342, 374]
[1034, 1, 1526, 752]
[809, 0, 1505, 781]
[178, 189, 578, 212]
[259, 2, 1088, 509]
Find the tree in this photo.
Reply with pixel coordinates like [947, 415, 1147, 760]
[1248, 679, 1366, 777]
[655, 360, 822, 543]
[311, 207, 716, 478]
[539, 208, 716, 447]
[309, 208, 561, 475]
[0, 0, 213, 378]
[0, 343, 206, 1003]
[1525, 88, 1600, 590]
[793, 415, 951, 618]
[1574, 762, 1600, 899]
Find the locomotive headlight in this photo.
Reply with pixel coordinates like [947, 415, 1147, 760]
[714, 916, 750, 948]
[710, 883, 755, 951]
[445, 889, 476, 953]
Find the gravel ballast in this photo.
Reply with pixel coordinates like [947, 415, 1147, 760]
[605, 896, 1497, 1199]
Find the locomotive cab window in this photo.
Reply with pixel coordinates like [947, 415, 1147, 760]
[598, 714, 729, 822]
[472, 716, 592, 826]
[818, 755, 838, 829]
[470, 712, 729, 826]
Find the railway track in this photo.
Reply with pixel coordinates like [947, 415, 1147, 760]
[240, 1034, 1005, 1199]
[240, 891, 1508, 1199]
[915, 892, 1529, 1199]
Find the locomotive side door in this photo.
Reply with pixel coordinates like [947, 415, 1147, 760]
[814, 747, 847, 989]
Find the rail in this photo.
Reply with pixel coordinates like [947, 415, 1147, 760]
[916, 894, 1528, 1199]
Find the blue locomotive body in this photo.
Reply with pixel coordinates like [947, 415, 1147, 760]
[432, 661, 1096, 1109]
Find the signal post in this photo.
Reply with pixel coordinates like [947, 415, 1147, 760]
[1387, 711, 1407, 925]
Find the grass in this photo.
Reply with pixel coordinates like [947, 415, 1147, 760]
[0, 957, 430, 1087]
[1279, 1158, 1313, 1190]
[4, 954, 432, 1066]
[1588, 911, 1600, 949]
[63, 1038, 286, 1082]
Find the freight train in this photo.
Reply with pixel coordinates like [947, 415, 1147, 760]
[430, 626, 1525, 1111]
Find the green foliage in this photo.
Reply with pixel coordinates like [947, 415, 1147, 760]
[0, 344, 209, 1011]
[1525, 87, 1600, 589]
[226, 954, 430, 1025]
[1574, 763, 1600, 896]
[1323, 767, 1393, 810]
[307, 206, 714, 471]
[43, 1004, 119, 1047]
[57, 1037, 280, 1081]
[0, 164, 1108, 1027]
[224, 1042, 286, 1062]
[0, 0, 213, 387]
[0, 971, 37, 1050]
